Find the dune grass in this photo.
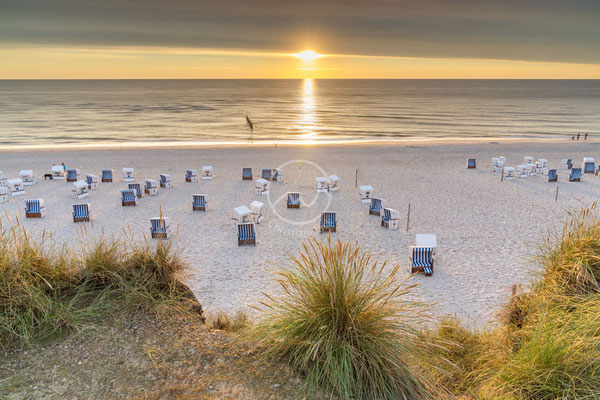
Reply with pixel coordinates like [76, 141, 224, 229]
[247, 236, 437, 400]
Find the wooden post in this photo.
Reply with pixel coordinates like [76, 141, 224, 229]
[555, 183, 559, 202]
[355, 169, 358, 188]
[406, 203, 411, 232]
[501, 168, 504, 182]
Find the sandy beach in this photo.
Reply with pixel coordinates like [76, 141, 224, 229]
[1, 140, 598, 326]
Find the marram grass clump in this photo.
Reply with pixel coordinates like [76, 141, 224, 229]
[248, 237, 437, 400]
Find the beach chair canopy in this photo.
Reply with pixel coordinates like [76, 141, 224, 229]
[233, 205, 252, 220]
[382, 207, 398, 223]
[242, 168, 252, 177]
[193, 194, 206, 206]
[150, 217, 170, 233]
[547, 169, 557, 180]
[321, 212, 336, 228]
[7, 178, 23, 188]
[19, 170, 33, 178]
[128, 183, 142, 196]
[288, 192, 300, 205]
[24, 199, 43, 213]
[160, 174, 172, 182]
[250, 201, 264, 214]
[315, 177, 329, 188]
[416, 234, 437, 248]
[467, 159, 476, 167]
[102, 169, 113, 179]
[72, 180, 88, 191]
[255, 178, 269, 188]
[121, 189, 136, 202]
[186, 169, 197, 177]
[0, 187, 8, 195]
[261, 169, 272, 180]
[329, 175, 339, 184]
[238, 223, 255, 240]
[145, 179, 158, 188]
[370, 198, 383, 213]
[51, 166, 64, 174]
[86, 174, 99, 183]
[570, 168, 582, 179]
[66, 169, 79, 179]
[411, 247, 434, 267]
[359, 185, 374, 196]
[73, 203, 90, 218]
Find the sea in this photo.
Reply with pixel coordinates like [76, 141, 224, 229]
[0, 79, 598, 147]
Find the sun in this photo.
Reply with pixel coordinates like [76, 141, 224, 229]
[293, 50, 323, 62]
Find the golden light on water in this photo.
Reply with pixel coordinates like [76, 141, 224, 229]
[298, 78, 317, 140]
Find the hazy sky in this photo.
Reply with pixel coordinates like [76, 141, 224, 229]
[1, 0, 599, 78]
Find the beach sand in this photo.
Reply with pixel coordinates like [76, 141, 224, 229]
[1, 140, 598, 326]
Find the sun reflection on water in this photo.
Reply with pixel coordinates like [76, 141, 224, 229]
[298, 78, 317, 140]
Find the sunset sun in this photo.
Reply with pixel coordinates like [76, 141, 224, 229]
[293, 50, 322, 62]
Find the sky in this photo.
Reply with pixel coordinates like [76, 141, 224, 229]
[1, 0, 599, 79]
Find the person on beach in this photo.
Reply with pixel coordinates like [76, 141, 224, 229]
[585, 133, 588, 140]
[577, 133, 581, 140]
[62, 162, 66, 171]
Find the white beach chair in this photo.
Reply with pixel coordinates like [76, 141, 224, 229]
[51, 165, 65, 179]
[562, 159, 573, 170]
[121, 189, 137, 206]
[315, 177, 329, 193]
[102, 169, 114, 182]
[66, 168, 79, 182]
[526, 163, 537, 176]
[7, 178, 26, 196]
[523, 156, 534, 165]
[160, 174, 173, 189]
[150, 217, 171, 239]
[272, 168, 283, 182]
[86, 174, 99, 190]
[232, 205, 252, 228]
[0, 187, 8, 204]
[381, 207, 399, 230]
[328, 175, 339, 192]
[123, 168, 135, 182]
[254, 179, 269, 196]
[490, 158, 504, 172]
[582, 157, 595, 174]
[503, 166, 515, 180]
[0, 171, 7, 188]
[535, 159, 548, 174]
[24, 199, 46, 218]
[145, 179, 159, 196]
[185, 169, 198, 183]
[516, 165, 529, 178]
[250, 201, 264, 224]
[359, 185, 374, 203]
[369, 198, 386, 216]
[192, 194, 207, 211]
[19, 170, 35, 186]
[202, 166, 213, 180]
[72, 203, 91, 222]
[71, 180, 89, 199]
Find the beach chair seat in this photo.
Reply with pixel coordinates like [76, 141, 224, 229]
[237, 222, 256, 246]
[86, 174, 99, 190]
[261, 169, 272, 181]
[369, 198, 385, 216]
[242, 168, 253, 180]
[381, 207, 399, 230]
[19, 170, 35, 186]
[359, 185, 374, 203]
[467, 159, 476, 169]
[160, 174, 173, 189]
[72, 203, 91, 222]
[569, 168, 582, 182]
[123, 168, 135, 182]
[145, 179, 158, 196]
[287, 192, 300, 208]
[545, 169, 558, 182]
[320, 212, 336, 233]
[121, 189, 137, 206]
[128, 183, 142, 198]
[150, 217, 171, 239]
[71, 180, 89, 199]
[185, 169, 198, 183]
[202, 166, 213, 180]
[192, 194, 207, 211]
[66, 168, 79, 182]
[410, 247, 434, 276]
[0, 187, 8, 204]
[24, 199, 45, 218]
[102, 169, 114, 182]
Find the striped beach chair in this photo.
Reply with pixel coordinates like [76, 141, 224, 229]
[272, 169, 282, 182]
[381, 207, 399, 230]
[145, 179, 158, 196]
[150, 217, 171, 239]
[545, 169, 558, 182]
[562, 159, 572, 169]
[24, 199, 46, 218]
[410, 247, 434, 276]
[369, 198, 385, 216]
[261, 169, 272, 180]
[128, 183, 142, 198]
[66, 169, 79, 182]
[72, 203, 90, 222]
[467, 159, 476, 169]
[102, 169, 114, 182]
[121, 189, 137, 206]
[237, 222, 256, 246]
[185, 169, 197, 183]
[569, 168, 582, 182]
[320, 212, 336, 233]
[86, 174, 99, 190]
[287, 192, 300, 208]
[583, 157, 595, 174]
[160, 174, 173, 189]
[192, 194, 207, 211]
[242, 168, 252, 180]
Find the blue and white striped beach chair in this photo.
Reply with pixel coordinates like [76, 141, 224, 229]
[150, 217, 171, 239]
[320, 212, 336, 233]
[24, 199, 45, 218]
[72, 203, 90, 222]
[102, 169, 113, 182]
[121, 189, 137, 206]
[410, 247, 434, 276]
[185, 169, 197, 182]
[242, 168, 253, 180]
[369, 198, 384, 216]
[545, 169, 558, 182]
[569, 168, 582, 182]
[160, 174, 173, 189]
[467, 159, 476, 169]
[261, 169, 272, 181]
[583, 157, 595, 174]
[86, 174, 99, 190]
[66, 169, 79, 182]
[237, 222, 256, 245]
[381, 207, 399, 229]
[193, 194, 207, 211]
[287, 192, 300, 208]
[562, 159, 572, 169]
[128, 183, 142, 198]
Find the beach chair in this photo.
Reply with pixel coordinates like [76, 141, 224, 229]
[0, 172, 6, 188]
[320, 212, 336, 233]
[86, 174, 99, 190]
[150, 217, 171, 239]
[237, 222, 256, 246]
[7, 179, 25, 196]
[490, 158, 504, 173]
[562, 159, 572, 169]
[71, 180, 89, 199]
[359, 185, 374, 203]
[503, 166, 515, 180]
[145, 179, 158, 196]
[254, 179, 269, 196]
[545, 169, 558, 182]
[516, 165, 528, 178]
[66, 168, 79, 182]
[569, 168, 582, 182]
[261, 169, 272, 181]
[369, 198, 385, 216]
[328, 175, 339, 192]
[467, 159, 476, 169]
[24, 199, 45, 218]
[526, 163, 537, 176]
[102, 169, 114, 182]
[381, 207, 399, 230]
[123, 168, 135, 182]
[192, 194, 207, 211]
[287, 192, 300, 208]
[0, 187, 8, 204]
[185, 169, 198, 183]
[19, 170, 35, 186]
[51, 165, 65, 179]
[410, 247, 434, 276]
[523, 156, 534, 165]
[232, 205, 252, 228]
[250, 201, 264, 223]
[536, 159, 548, 174]
[160, 174, 173, 189]
[242, 168, 253, 180]
[316, 177, 329, 193]
[72, 203, 91, 222]
[121, 189, 137, 206]
[272, 169, 283, 182]
[127, 183, 142, 198]
[202, 166, 213, 180]
[583, 157, 595, 174]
